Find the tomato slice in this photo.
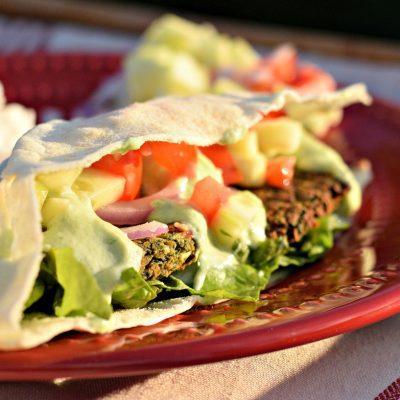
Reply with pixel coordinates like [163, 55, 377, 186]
[143, 142, 197, 178]
[200, 144, 243, 185]
[189, 177, 232, 224]
[92, 150, 143, 201]
[266, 156, 296, 189]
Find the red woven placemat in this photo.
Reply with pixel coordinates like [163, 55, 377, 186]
[0, 52, 122, 120]
[376, 379, 400, 400]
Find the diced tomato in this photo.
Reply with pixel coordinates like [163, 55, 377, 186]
[232, 45, 336, 96]
[269, 45, 298, 84]
[139, 142, 152, 157]
[189, 177, 232, 224]
[92, 150, 143, 201]
[264, 110, 286, 119]
[240, 66, 275, 92]
[239, 45, 297, 92]
[293, 64, 336, 95]
[200, 144, 243, 185]
[266, 156, 296, 189]
[142, 142, 197, 178]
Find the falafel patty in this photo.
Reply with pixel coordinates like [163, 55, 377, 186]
[134, 223, 198, 280]
[251, 171, 349, 244]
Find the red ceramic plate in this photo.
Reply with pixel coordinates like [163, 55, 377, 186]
[0, 98, 399, 381]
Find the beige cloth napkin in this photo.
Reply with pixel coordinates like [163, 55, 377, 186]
[0, 314, 398, 400]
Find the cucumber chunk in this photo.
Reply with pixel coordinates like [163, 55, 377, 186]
[211, 191, 266, 253]
[37, 168, 82, 195]
[255, 117, 303, 157]
[228, 130, 259, 157]
[228, 130, 268, 187]
[233, 154, 268, 188]
[125, 44, 209, 102]
[73, 168, 125, 210]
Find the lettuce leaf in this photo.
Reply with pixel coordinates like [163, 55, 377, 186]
[153, 262, 267, 303]
[250, 236, 288, 272]
[198, 261, 266, 302]
[112, 268, 159, 308]
[250, 214, 348, 273]
[25, 255, 161, 316]
[24, 279, 45, 310]
[47, 248, 112, 319]
[283, 214, 349, 266]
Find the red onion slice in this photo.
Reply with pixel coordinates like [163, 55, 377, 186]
[96, 181, 185, 226]
[122, 221, 169, 240]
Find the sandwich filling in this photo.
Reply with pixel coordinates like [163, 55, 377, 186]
[25, 90, 365, 315]
[0, 88, 371, 349]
